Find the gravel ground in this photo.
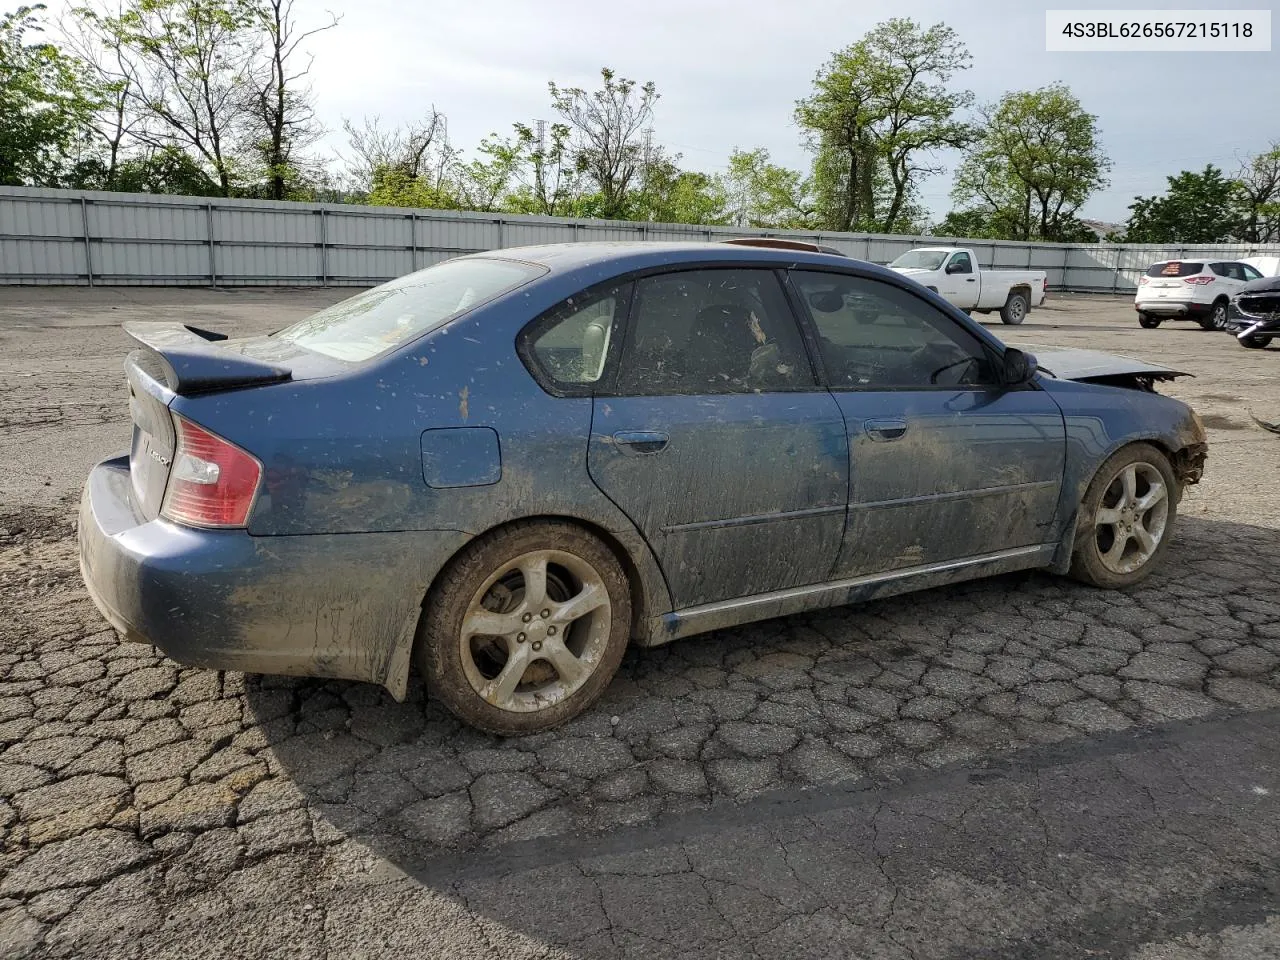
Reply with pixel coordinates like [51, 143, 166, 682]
[2, 288, 1280, 959]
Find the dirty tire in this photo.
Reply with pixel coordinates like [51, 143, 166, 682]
[1000, 291, 1029, 325]
[1199, 300, 1228, 331]
[416, 520, 631, 736]
[1240, 335, 1272, 349]
[1069, 443, 1179, 590]
[1138, 312, 1162, 329]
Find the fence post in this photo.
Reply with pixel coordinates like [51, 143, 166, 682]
[318, 209, 327, 287]
[1062, 245, 1070, 292]
[206, 203, 216, 288]
[410, 214, 417, 271]
[80, 197, 94, 287]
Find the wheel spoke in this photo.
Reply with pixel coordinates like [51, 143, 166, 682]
[1103, 529, 1130, 566]
[1095, 505, 1122, 526]
[1133, 524, 1157, 556]
[519, 554, 548, 610]
[462, 609, 520, 638]
[1135, 479, 1167, 512]
[541, 638, 589, 689]
[553, 581, 607, 624]
[1121, 464, 1138, 505]
[479, 647, 529, 706]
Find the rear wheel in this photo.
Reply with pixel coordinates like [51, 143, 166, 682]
[416, 521, 632, 736]
[1240, 335, 1273, 349]
[1000, 291, 1029, 325]
[1137, 312, 1162, 329]
[1070, 444, 1179, 589]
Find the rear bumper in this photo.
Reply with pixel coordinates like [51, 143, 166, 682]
[78, 456, 469, 696]
[1135, 299, 1210, 317]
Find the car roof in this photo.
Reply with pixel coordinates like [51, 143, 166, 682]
[463, 241, 863, 274]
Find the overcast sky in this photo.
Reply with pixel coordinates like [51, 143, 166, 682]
[54, 0, 1280, 224]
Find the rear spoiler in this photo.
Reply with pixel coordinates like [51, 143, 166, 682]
[123, 321, 292, 395]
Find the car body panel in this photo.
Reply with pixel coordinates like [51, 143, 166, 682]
[828, 387, 1066, 577]
[1028, 346, 1191, 381]
[587, 391, 849, 607]
[78, 241, 1209, 701]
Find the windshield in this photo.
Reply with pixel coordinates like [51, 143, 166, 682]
[889, 250, 948, 271]
[273, 257, 545, 362]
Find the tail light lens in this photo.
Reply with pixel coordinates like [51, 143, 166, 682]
[161, 415, 262, 528]
[1138, 276, 1149, 285]
[1184, 275, 1215, 285]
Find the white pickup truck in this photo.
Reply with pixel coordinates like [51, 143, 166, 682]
[887, 247, 1048, 325]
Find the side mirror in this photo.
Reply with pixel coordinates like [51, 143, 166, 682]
[1002, 348, 1037, 386]
[945, 261, 961, 274]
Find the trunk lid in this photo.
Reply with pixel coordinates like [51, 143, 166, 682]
[120, 322, 297, 520]
[126, 354, 176, 521]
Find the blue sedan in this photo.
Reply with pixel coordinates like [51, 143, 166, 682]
[79, 240, 1207, 734]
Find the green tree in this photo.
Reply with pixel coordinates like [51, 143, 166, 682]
[242, 0, 338, 200]
[549, 67, 658, 219]
[0, 4, 98, 186]
[719, 147, 814, 228]
[950, 84, 1110, 241]
[1236, 144, 1280, 243]
[453, 131, 522, 212]
[504, 120, 581, 216]
[629, 157, 727, 224]
[1123, 164, 1242, 243]
[76, 0, 262, 196]
[795, 18, 975, 233]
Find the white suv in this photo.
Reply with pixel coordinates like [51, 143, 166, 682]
[1135, 259, 1264, 330]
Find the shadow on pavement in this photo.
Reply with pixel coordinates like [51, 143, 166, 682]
[245, 515, 1280, 957]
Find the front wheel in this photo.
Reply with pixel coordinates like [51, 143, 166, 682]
[1000, 292, 1029, 325]
[416, 521, 632, 736]
[1240, 335, 1273, 349]
[1070, 443, 1179, 589]
[1138, 312, 1162, 329]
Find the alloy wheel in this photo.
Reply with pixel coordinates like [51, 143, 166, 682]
[458, 549, 612, 713]
[1093, 461, 1170, 575]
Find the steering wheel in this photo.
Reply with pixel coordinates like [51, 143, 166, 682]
[908, 341, 976, 386]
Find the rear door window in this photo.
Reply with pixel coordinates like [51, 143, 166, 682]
[522, 283, 631, 393]
[1147, 262, 1204, 278]
[614, 269, 815, 396]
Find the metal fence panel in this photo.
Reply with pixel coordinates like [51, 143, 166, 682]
[2, 185, 1279, 291]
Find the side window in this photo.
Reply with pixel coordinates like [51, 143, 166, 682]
[614, 269, 815, 396]
[1225, 263, 1246, 281]
[791, 270, 998, 390]
[523, 283, 629, 392]
[1209, 262, 1229, 277]
[1242, 264, 1263, 281]
[948, 252, 973, 274]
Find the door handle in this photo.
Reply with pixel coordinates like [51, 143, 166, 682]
[864, 419, 908, 442]
[612, 431, 670, 455]
[965, 278, 976, 282]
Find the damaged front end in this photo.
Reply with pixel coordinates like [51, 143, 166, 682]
[1028, 346, 1191, 393]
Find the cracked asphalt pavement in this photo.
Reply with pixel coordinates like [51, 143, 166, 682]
[2, 288, 1280, 958]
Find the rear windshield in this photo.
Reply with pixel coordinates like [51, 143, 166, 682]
[889, 250, 948, 271]
[274, 257, 545, 362]
[1146, 261, 1203, 278]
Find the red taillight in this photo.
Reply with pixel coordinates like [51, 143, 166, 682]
[1184, 275, 1215, 285]
[1138, 276, 1149, 285]
[161, 415, 262, 528]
